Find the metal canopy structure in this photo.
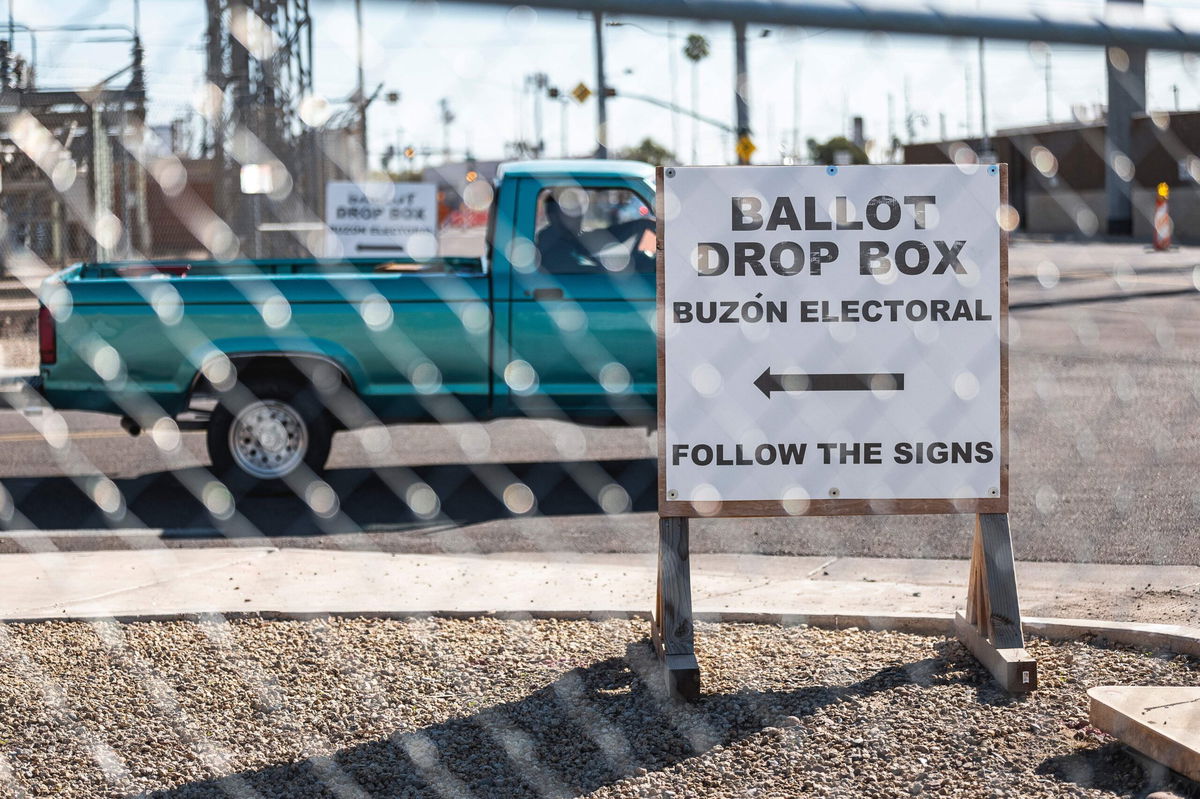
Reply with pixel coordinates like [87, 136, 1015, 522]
[441, 0, 1200, 51]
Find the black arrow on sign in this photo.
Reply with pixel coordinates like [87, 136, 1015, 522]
[753, 368, 905, 397]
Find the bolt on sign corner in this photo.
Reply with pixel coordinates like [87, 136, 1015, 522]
[657, 164, 1008, 518]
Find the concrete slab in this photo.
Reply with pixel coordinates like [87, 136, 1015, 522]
[1089, 686, 1200, 783]
[0, 546, 1197, 625]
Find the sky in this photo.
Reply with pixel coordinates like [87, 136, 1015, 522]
[10, 0, 1200, 167]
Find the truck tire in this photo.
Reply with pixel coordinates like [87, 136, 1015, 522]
[207, 377, 333, 493]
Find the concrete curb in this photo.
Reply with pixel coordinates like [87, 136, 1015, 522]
[4, 609, 1197, 658]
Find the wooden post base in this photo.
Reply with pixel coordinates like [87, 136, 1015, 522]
[956, 513, 1038, 693]
[954, 611, 1037, 692]
[652, 516, 700, 702]
[662, 653, 701, 701]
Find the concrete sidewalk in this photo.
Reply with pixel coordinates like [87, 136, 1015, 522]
[0, 546, 1194, 625]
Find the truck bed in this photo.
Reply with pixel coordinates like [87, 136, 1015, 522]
[40, 257, 493, 422]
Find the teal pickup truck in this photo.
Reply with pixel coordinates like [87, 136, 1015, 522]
[35, 160, 658, 486]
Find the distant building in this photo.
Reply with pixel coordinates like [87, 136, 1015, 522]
[903, 111, 1200, 242]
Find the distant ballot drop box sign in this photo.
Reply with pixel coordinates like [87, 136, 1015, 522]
[652, 164, 1035, 700]
[324, 181, 437, 258]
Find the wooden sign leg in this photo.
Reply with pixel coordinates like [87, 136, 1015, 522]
[955, 513, 1038, 693]
[652, 516, 700, 701]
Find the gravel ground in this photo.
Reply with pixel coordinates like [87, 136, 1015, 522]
[0, 618, 1196, 799]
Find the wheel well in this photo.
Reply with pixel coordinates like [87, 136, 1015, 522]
[189, 353, 354, 399]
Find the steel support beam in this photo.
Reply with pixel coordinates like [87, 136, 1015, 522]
[426, 0, 1200, 52]
[734, 21, 750, 165]
[1106, 0, 1147, 236]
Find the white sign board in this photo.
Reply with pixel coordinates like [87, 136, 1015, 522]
[324, 181, 437, 258]
[659, 164, 1006, 516]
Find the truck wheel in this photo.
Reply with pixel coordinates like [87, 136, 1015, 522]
[207, 378, 333, 492]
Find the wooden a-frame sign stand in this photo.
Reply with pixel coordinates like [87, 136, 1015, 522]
[652, 512, 1037, 701]
[652, 164, 1037, 702]
[957, 513, 1037, 692]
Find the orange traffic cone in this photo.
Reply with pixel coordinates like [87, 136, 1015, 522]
[1153, 182, 1173, 251]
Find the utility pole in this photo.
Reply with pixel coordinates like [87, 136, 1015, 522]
[734, 21, 750, 164]
[766, 104, 774, 162]
[535, 75, 544, 158]
[1044, 47, 1053, 122]
[668, 21, 680, 160]
[131, 0, 144, 93]
[904, 76, 914, 141]
[204, 0, 224, 196]
[978, 38, 991, 154]
[560, 98, 568, 157]
[128, 0, 148, 257]
[355, 0, 368, 173]
[593, 11, 608, 158]
[439, 98, 455, 162]
[887, 92, 896, 158]
[1173, 83, 1180, 111]
[229, 2, 255, 250]
[692, 68, 699, 163]
[964, 60, 973, 137]
[684, 33, 711, 164]
[527, 72, 548, 157]
[792, 59, 800, 162]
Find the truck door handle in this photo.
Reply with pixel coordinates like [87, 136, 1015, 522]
[532, 288, 564, 300]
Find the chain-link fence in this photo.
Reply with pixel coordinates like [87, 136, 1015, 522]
[0, 1, 1197, 797]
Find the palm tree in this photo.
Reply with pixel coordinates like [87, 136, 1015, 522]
[683, 33, 710, 164]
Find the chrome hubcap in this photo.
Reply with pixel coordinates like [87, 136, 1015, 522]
[229, 400, 308, 479]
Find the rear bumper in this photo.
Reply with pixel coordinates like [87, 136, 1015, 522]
[0, 372, 43, 397]
[0, 373, 46, 412]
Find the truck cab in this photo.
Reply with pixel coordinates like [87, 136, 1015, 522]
[490, 160, 657, 420]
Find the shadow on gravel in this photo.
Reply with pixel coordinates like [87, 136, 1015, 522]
[1037, 741, 1200, 798]
[0, 457, 656, 541]
[133, 641, 968, 799]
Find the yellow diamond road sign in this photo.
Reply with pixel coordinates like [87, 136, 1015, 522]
[736, 135, 757, 162]
[571, 82, 592, 104]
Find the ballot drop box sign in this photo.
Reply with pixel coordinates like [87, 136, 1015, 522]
[657, 164, 1008, 517]
[324, 181, 437, 258]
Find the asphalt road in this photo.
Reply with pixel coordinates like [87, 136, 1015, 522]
[0, 241, 1196, 565]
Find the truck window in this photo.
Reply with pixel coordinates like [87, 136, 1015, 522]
[438, 180, 493, 259]
[533, 187, 656, 274]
